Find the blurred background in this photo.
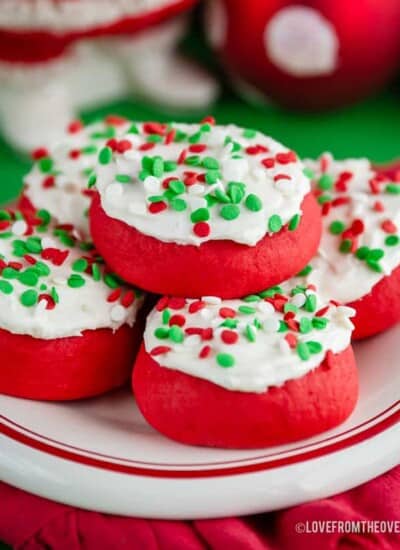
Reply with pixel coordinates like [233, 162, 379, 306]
[0, 0, 400, 206]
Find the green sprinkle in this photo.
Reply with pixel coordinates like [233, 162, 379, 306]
[317, 194, 332, 205]
[92, 263, 101, 281]
[284, 303, 298, 314]
[220, 204, 240, 220]
[20, 289, 38, 307]
[155, 327, 169, 339]
[188, 131, 202, 143]
[0, 231, 12, 239]
[169, 325, 184, 343]
[312, 317, 328, 330]
[299, 317, 313, 334]
[318, 174, 334, 190]
[191, 208, 210, 223]
[25, 237, 42, 254]
[116, 174, 132, 183]
[152, 156, 164, 177]
[99, 147, 112, 165]
[18, 270, 39, 287]
[51, 287, 59, 303]
[297, 341, 310, 361]
[245, 194, 263, 212]
[366, 248, 384, 261]
[169, 180, 186, 195]
[162, 309, 171, 324]
[366, 260, 383, 273]
[386, 235, 400, 246]
[170, 198, 187, 211]
[185, 155, 201, 166]
[147, 134, 163, 143]
[88, 173, 97, 188]
[2, 267, 19, 279]
[242, 294, 261, 302]
[243, 128, 257, 138]
[304, 294, 317, 312]
[128, 123, 139, 134]
[245, 324, 256, 342]
[38, 157, 53, 173]
[81, 145, 97, 155]
[37, 209, 51, 226]
[164, 161, 177, 172]
[303, 167, 315, 179]
[268, 215, 283, 233]
[202, 157, 219, 170]
[0, 210, 11, 221]
[227, 182, 245, 204]
[340, 239, 352, 253]
[221, 318, 238, 328]
[297, 265, 313, 277]
[238, 305, 256, 315]
[214, 188, 231, 203]
[0, 280, 13, 294]
[355, 246, 370, 260]
[288, 214, 301, 231]
[72, 258, 88, 272]
[216, 353, 235, 368]
[386, 184, 400, 195]
[205, 170, 220, 184]
[307, 341, 323, 354]
[68, 274, 85, 288]
[104, 273, 120, 289]
[330, 220, 346, 235]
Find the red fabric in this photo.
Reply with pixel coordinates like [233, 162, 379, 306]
[0, 468, 399, 549]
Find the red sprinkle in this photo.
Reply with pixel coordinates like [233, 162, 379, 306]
[156, 296, 169, 311]
[121, 290, 136, 308]
[38, 294, 56, 310]
[168, 297, 186, 310]
[139, 142, 155, 151]
[42, 176, 55, 189]
[285, 333, 298, 349]
[381, 219, 397, 234]
[169, 314, 186, 327]
[316, 306, 330, 317]
[201, 115, 216, 125]
[322, 202, 332, 216]
[41, 248, 69, 266]
[193, 222, 210, 238]
[246, 144, 268, 155]
[262, 158, 275, 169]
[67, 120, 83, 134]
[274, 174, 291, 182]
[107, 288, 121, 303]
[0, 220, 10, 230]
[23, 255, 36, 265]
[116, 139, 132, 153]
[8, 261, 23, 270]
[188, 300, 205, 314]
[165, 129, 176, 145]
[31, 147, 49, 160]
[221, 330, 239, 345]
[178, 149, 188, 164]
[143, 122, 167, 135]
[151, 346, 172, 356]
[199, 345, 211, 359]
[351, 219, 365, 236]
[276, 151, 297, 164]
[373, 201, 385, 212]
[219, 307, 236, 318]
[201, 328, 213, 341]
[69, 149, 81, 160]
[332, 197, 351, 207]
[105, 115, 127, 127]
[189, 144, 207, 153]
[148, 201, 167, 214]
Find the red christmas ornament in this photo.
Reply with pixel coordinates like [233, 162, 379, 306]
[206, 0, 400, 110]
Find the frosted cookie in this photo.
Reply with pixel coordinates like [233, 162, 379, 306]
[90, 119, 321, 298]
[303, 154, 400, 339]
[22, 115, 131, 235]
[133, 285, 357, 448]
[0, 207, 144, 400]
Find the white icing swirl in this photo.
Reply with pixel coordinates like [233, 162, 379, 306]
[304, 155, 400, 303]
[0, 0, 181, 32]
[144, 285, 354, 393]
[94, 122, 310, 246]
[24, 117, 131, 235]
[0, 209, 143, 339]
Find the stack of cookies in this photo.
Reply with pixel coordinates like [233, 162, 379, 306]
[1, 115, 399, 449]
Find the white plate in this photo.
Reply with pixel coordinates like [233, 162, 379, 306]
[1, 325, 399, 519]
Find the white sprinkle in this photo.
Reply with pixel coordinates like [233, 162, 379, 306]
[264, 317, 280, 333]
[187, 196, 207, 211]
[128, 201, 146, 215]
[202, 296, 222, 305]
[222, 158, 248, 180]
[336, 306, 356, 318]
[11, 220, 27, 236]
[110, 305, 126, 322]
[143, 175, 160, 194]
[42, 237, 56, 249]
[105, 183, 123, 203]
[183, 335, 201, 347]
[188, 184, 205, 195]
[200, 308, 213, 319]
[257, 301, 275, 315]
[291, 293, 306, 308]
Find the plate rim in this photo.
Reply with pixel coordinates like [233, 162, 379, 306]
[1, 400, 399, 478]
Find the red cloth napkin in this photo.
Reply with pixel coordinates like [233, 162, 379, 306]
[1, 466, 399, 550]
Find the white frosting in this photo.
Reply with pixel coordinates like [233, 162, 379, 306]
[265, 6, 339, 77]
[0, 209, 143, 339]
[144, 285, 354, 393]
[0, 0, 180, 31]
[95, 122, 310, 246]
[304, 155, 400, 303]
[24, 117, 131, 235]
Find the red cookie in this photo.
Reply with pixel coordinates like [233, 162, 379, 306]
[91, 191, 321, 299]
[0, 207, 144, 401]
[89, 120, 321, 298]
[133, 345, 358, 449]
[0, 323, 142, 401]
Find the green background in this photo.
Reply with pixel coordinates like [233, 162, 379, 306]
[1, 87, 400, 207]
